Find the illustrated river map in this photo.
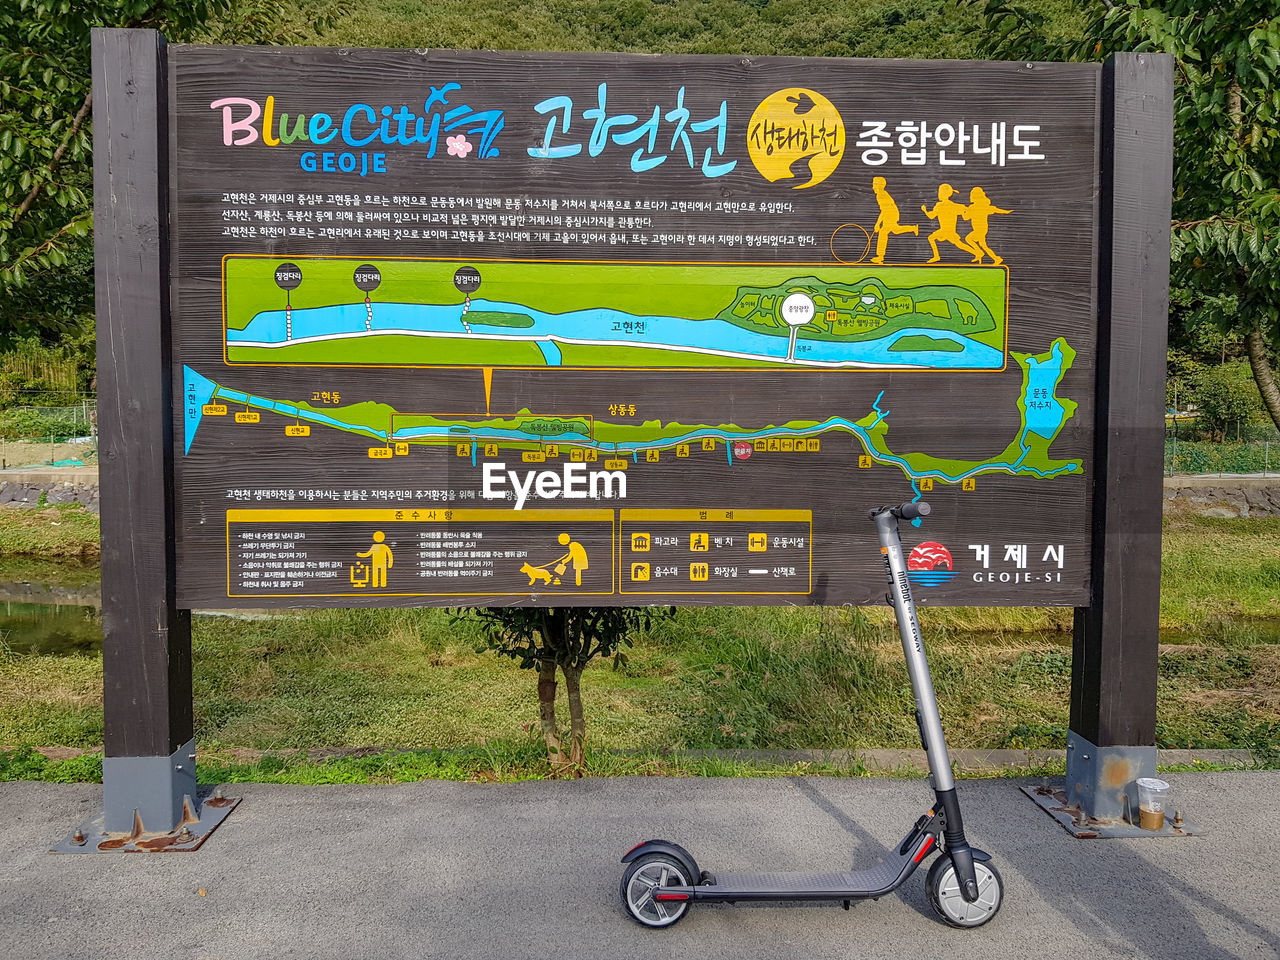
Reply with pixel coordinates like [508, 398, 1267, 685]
[170, 47, 1101, 608]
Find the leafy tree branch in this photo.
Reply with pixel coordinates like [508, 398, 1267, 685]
[976, 0, 1280, 429]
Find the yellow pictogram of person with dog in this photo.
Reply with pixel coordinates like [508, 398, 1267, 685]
[519, 533, 589, 588]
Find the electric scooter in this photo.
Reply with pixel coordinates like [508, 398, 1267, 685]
[619, 501, 1004, 929]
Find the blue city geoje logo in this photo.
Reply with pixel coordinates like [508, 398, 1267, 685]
[209, 84, 505, 177]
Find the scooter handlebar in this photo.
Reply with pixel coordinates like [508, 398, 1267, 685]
[896, 501, 931, 521]
[868, 501, 932, 521]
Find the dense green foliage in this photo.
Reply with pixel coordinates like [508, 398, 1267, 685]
[0, 330, 95, 407]
[317, 0, 1033, 57]
[461, 606, 672, 674]
[978, 0, 1280, 431]
[2, 2, 192, 339]
[0, 0, 346, 347]
[1186, 360, 1263, 440]
[1164, 439, 1276, 475]
[0, 236, 94, 347]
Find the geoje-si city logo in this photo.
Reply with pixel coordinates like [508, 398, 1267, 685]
[906, 540, 956, 587]
[908, 541, 1070, 587]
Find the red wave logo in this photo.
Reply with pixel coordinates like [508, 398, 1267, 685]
[907, 542, 953, 571]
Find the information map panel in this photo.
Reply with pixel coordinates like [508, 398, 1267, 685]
[171, 47, 1100, 607]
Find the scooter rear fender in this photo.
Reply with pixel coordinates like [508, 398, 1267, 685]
[621, 839, 701, 885]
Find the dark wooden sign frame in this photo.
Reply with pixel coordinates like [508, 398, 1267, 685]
[88, 28, 1171, 836]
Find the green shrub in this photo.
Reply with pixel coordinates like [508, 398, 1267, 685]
[0, 405, 92, 441]
[1165, 440, 1276, 475]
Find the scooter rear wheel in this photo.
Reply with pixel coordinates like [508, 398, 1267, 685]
[620, 853, 691, 928]
[926, 856, 1003, 928]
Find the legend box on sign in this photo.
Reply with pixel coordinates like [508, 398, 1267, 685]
[618, 509, 812, 595]
[225, 508, 615, 597]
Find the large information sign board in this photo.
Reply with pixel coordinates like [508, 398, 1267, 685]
[172, 48, 1099, 607]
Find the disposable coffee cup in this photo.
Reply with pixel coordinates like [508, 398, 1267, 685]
[1135, 777, 1171, 831]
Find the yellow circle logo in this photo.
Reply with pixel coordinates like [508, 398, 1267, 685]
[747, 88, 845, 190]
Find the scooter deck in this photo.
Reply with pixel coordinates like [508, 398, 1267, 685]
[685, 855, 917, 902]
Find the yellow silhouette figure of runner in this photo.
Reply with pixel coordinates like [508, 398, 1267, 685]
[921, 184, 978, 263]
[963, 186, 1012, 265]
[870, 176, 918, 264]
[553, 532, 589, 586]
[356, 531, 393, 588]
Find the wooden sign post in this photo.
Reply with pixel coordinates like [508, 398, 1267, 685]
[79, 29, 1171, 845]
[91, 28, 196, 838]
[1065, 53, 1174, 827]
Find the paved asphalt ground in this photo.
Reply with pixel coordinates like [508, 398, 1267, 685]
[2, 772, 1277, 960]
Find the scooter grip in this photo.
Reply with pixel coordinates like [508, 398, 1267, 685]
[895, 501, 931, 521]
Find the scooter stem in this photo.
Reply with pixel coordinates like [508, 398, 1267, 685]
[872, 503, 980, 903]
[873, 506, 953, 792]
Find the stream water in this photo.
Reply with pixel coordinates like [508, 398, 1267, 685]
[230, 299, 1006, 369]
[0, 600, 101, 655]
[0, 559, 102, 654]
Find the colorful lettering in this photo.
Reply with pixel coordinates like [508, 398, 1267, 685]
[526, 83, 737, 178]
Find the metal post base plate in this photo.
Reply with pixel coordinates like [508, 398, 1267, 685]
[51, 791, 240, 854]
[1022, 783, 1197, 839]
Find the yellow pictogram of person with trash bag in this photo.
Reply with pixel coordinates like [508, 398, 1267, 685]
[352, 530, 393, 589]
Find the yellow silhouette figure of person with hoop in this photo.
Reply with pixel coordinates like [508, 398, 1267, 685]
[870, 176, 918, 264]
[963, 187, 1012, 265]
[921, 184, 978, 263]
[357, 531, 393, 588]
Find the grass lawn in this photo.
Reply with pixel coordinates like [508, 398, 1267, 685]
[1, 508, 1277, 780]
[0, 502, 100, 560]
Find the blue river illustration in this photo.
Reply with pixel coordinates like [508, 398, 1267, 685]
[226, 299, 1005, 370]
[182, 352, 1079, 495]
[1022, 344, 1067, 438]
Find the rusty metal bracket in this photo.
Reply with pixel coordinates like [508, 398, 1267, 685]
[1065, 734, 1156, 821]
[1022, 782, 1198, 839]
[51, 788, 240, 854]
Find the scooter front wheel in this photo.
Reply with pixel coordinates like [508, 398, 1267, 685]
[620, 853, 692, 928]
[926, 856, 1003, 928]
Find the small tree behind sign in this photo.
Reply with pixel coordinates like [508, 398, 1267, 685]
[456, 606, 675, 773]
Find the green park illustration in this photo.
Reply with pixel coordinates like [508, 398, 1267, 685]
[185, 337, 1079, 489]
[223, 256, 1008, 370]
